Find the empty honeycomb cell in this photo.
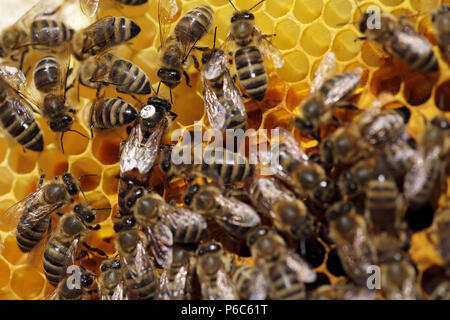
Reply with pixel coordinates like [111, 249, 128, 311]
[116, 1, 150, 17]
[361, 41, 387, 67]
[128, 15, 157, 51]
[246, 109, 264, 131]
[70, 158, 102, 192]
[85, 191, 112, 223]
[343, 62, 370, 87]
[370, 67, 402, 96]
[434, 80, 450, 111]
[410, 0, 440, 12]
[214, 6, 235, 41]
[305, 272, 331, 292]
[293, 0, 323, 24]
[326, 248, 347, 277]
[0, 199, 17, 232]
[420, 265, 447, 296]
[0, 138, 8, 163]
[59, 122, 89, 155]
[273, 19, 300, 51]
[300, 23, 331, 57]
[405, 202, 434, 232]
[101, 166, 120, 196]
[7, 146, 38, 174]
[262, 106, 294, 132]
[380, 0, 405, 5]
[323, 0, 352, 27]
[254, 11, 276, 37]
[206, 0, 228, 6]
[172, 92, 205, 127]
[286, 82, 311, 110]
[1, 235, 25, 266]
[10, 265, 45, 300]
[332, 29, 363, 61]
[403, 73, 434, 106]
[0, 258, 10, 289]
[0, 167, 13, 196]
[297, 238, 326, 268]
[13, 175, 38, 201]
[37, 150, 68, 178]
[265, 0, 293, 18]
[92, 131, 122, 165]
[278, 51, 309, 82]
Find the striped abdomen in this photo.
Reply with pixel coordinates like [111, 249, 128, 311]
[108, 58, 151, 94]
[30, 19, 73, 47]
[235, 46, 267, 101]
[232, 265, 260, 300]
[34, 56, 60, 93]
[170, 219, 207, 244]
[319, 72, 360, 105]
[266, 262, 306, 300]
[0, 94, 43, 151]
[118, 171, 150, 217]
[115, 0, 147, 5]
[174, 6, 214, 47]
[92, 98, 137, 129]
[389, 29, 439, 73]
[365, 179, 402, 232]
[43, 238, 71, 286]
[16, 214, 50, 252]
[204, 148, 255, 183]
[123, 263, 158, 300]
[360, 111, 405, 147]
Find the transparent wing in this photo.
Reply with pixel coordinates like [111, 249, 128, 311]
[146, 224, 173, 268]
[158, 0, 179, 48]
[13, 0, 64, 31]
[164, 206, 207, 240]
[222, 69, 246, 125]
[254, 27, 284, 69]
[404, 149, 440, 198]
[201, 268, 238, 300]
[215, 196, 261, 228]
[79, 0, 100, 17]
[247, 268, 270, 300]
[159, 260, 189, 300]
[203, 77, 227, 130]
[310, 52, 337, 95]
[55, 47, 72, 96]
[122, 239, 154, 282]
[99, 281, 125, 300]
[322, 71, 362, 107]
[120, 117, 168, 174]
[220, 33, 235, 59]
[285, 250, 317, 283]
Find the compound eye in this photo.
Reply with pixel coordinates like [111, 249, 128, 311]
[208, 243, 220, 253]
[81, 274, 94, 287]
[101, 264, 108, 272]
[83, 212, 95, 223]
[74, 204, 82, 213]
[62, 115, 73, 126]
[161, 160, 170, 172]
[111, 260, 121, 269]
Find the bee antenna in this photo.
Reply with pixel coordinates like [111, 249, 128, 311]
[95, 207, 112, 211]
[169, 88, 173, 105]
[156, 81, 162, 95]
[78, 174, 98, 181]
[228, 0, 238, 11]
[66, 128, 89, 139]
[80, 189, 90, 205]
[353, 0, 362, 14]
[213, 27, 218, 49]
[249, 0, 265, 11]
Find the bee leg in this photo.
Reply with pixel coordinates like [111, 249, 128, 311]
[354, 36, 368, 42]
[18, 47, 29, 71]
[87, 224, 101, 231]
[260, 33, 276, 40]
[82, 242, 108, 258]
[38, 173, 45, 188]
[191, 55, 200, 71]
[55, 212, 63, 217]
[183, 71, 192, 88]
[169, 111, 178, 121]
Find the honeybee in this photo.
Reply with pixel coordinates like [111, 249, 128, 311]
[231, 264, 269, 300]
[431, 5, 450, 61]
[222, 0, 284, 101]
[0, 64, 44, 152]
[183, 181, 261, 240]
[380, 254, 422, 300]
[247, 226, 316, 300]
[159, 145, 255, 184]
[404, 116, 450, 209]
[48, 268, 97, 300]
[248, 176, 315, 241]
[78, 53, 151, 95]
[365, 173, 408, 259]
[158, 245, 196, 300]
[195, 241, 238, 300]
[80, 0, 148, 18]
[98, 258, 126, 300]
[0, 0, 74, 68]
[356, 5, 439, 73]
[294, 52, 361, 138]
[431, 207, 450, 274]
[117, 173, 150, 217]
[326, 201, 377, 286]
[132, 190, 208, 266]
[422, 266, 450, 300]
[310, 282, 378, 300]
[268, 127, 338, 206]
[89, 95, 138, 132]
[72, 16, 141, 61]
[2, 173, 81, 253]
[157, 1, 214, 90]
[202, 36, 247, 131]
[114, 216, 159, 300]
[43, 203, 101, 287]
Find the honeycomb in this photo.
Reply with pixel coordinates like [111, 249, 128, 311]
[0, 0, 448, 300]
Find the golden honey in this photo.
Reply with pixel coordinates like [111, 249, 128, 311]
[0, 0, 448, 299]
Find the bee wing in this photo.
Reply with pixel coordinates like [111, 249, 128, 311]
[146, 224, 173, 268]
[222, 70, 246, 123]
[321, 71, 362, 107]
[203, 77, 227, 130]
[404, 149, 440, 198]
[164, 206, 207, 238]
[13, 0, 64, 31]
[158, 0, 179, 48]
[285, 251, 317, 283]
[247, 268, 270, 300]
[99, 280, 126, 300]
[254, 27, 284, 69]
[159, 260, 189, 300]
[120, 118, 168, 174]
[215, 196, 261, 228]
[201, 267, 238, 300]
[122, 239, 154, 281]
[220, 33, 235, 59]
[54, 47, 72, 96]
[79, 0, 100, 17]
[309, 52, 337, 95]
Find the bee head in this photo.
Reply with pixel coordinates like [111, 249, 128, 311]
[113, 216, 136, 232]
[247, 226, 269, 247]
[183, 184, 200, 206]
[157, 68, 181, 88]
[294, 116, 316, 134]
[196, 241, 222, 257]
[431, 116, 450, 131]
[49, 115, 73, 132]
[80, 271, 95, 288]
[326, 201, 353, 221]
[74, 203, 96, 224]
[62, 173, 80, 196]
[125, 187, 144, 209]
[0, 43, 6, 57]
[159, 148, 172, 174]
[313, 178, 339, 204]
[231, 11, 255, 23]
[339, 171, 359, 197]
[320, 139, 335, 166]
[359, 12, 371, 33]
